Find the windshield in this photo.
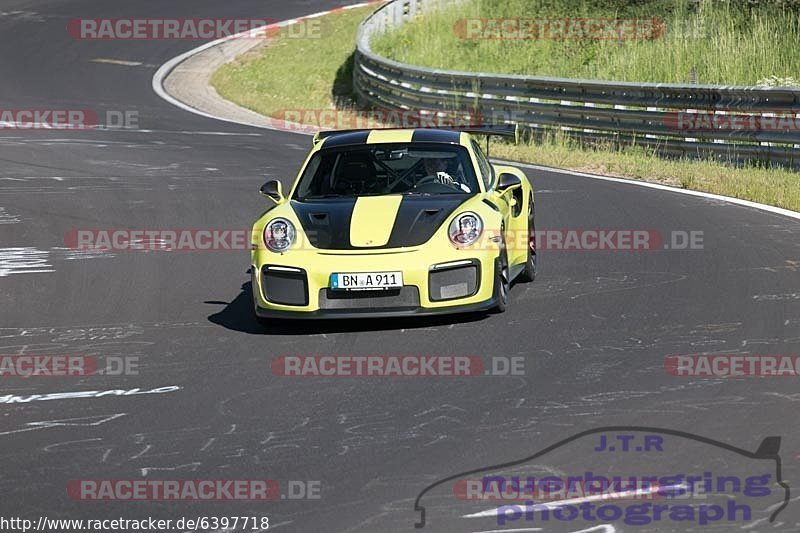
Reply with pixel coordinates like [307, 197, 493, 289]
[293, 143, 479, 200]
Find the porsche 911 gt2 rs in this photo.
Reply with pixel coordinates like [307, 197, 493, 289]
[250, 126, 536, 320]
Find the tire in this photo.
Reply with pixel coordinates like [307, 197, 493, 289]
[518, 193, 537, 282]
[493, 238, 510, 313]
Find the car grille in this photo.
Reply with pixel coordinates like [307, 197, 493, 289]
[319, 287, 420, 310]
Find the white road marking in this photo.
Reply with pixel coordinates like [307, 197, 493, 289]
[0, 121, 81, 130]
[0, 207, 20, 224]
[753, 293, 799, 301]
[0, 10, 45, 22]
[90, 58, 145, 67]
[0, 247, 54, 277]
[140, 462, 201, 477]
[126, 129, 262, 136]
[51, 247, 116, 260]
[0, 413, 126, 437]
[0, 386, 181, 404]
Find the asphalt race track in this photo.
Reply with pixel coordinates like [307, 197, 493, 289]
[1, 1, 799, 532]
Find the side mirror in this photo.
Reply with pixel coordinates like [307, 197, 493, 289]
[260, 179, 284, 204]
[495, 173, 522, 192]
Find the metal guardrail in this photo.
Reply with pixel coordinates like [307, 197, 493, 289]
[354, 0, 800, 167]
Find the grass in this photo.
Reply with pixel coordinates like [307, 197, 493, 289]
[371, 0, 800, 85]
[491, 135, 800, 210]
[210, 2, 800, 212]
[212, 6, 377, 118]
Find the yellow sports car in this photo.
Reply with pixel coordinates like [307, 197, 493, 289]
[250, 126, 535, 320]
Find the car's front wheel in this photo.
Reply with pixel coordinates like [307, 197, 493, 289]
[518, 193, 537, 282]
[493, 239, 510, 313]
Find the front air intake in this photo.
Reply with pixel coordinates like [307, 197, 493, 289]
[261, 266, 308, 306]
[429, 260, 479, 301]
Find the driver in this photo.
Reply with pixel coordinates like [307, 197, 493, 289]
[421, 156, 471, 192]
[423, 157, 456, 186]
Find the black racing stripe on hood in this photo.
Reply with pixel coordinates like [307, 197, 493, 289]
[292, 195, 471, 250]
[411, 129, 460, 143]
[386, 195, 469, 247]
[291, 199, 356, 250]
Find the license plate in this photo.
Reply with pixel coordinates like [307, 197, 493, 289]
[331, 271, 403, 290]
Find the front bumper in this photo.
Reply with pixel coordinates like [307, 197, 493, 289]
[254, 295, 498, 319]
[251, 250, 500, 320]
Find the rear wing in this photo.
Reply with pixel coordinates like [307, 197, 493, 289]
[311, 124, 519, 146]
[449, 124, 518, 139]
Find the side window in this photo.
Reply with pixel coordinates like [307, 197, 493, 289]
[471, 139, 493, 190]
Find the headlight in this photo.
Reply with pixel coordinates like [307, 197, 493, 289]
[448, 212, 483, 248]
[263, 218, 296, 252]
